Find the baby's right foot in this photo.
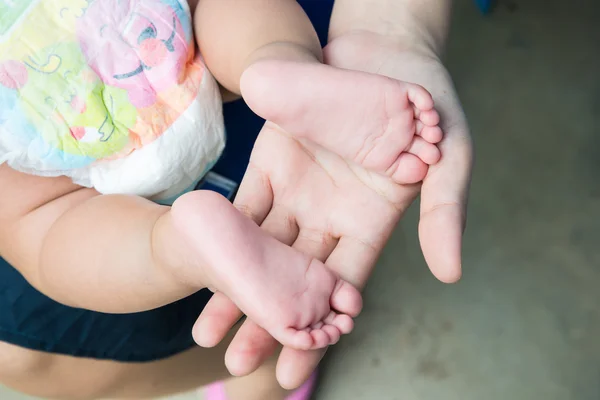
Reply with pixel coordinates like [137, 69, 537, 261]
[170, 191, 362, 350]
[240, 61, 443, 184]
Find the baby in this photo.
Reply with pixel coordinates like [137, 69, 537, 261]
[0, 0, 442, 350]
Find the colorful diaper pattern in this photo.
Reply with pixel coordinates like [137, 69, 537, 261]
[0, 0, 207, 173]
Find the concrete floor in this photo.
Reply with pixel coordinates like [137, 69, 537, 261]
[2, 0, 599, 399]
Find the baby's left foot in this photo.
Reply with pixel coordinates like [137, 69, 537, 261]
[241, 61, 443, 184]
[172, 191, 362, 351]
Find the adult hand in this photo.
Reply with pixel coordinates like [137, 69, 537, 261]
[323, 31, 473, 283]
[201, 31, 473, 389]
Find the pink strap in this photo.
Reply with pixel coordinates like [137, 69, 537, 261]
[286, 372, 317, 400]
[203, 380, 228, 400]
[202, 372, 317, 400]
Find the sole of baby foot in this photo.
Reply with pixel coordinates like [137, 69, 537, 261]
[172, 191, 363, 350]
[240, 60, 443, 184]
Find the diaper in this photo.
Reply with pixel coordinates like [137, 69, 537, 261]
[0, 0, 225, 201]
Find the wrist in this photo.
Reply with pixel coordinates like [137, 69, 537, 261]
[323, 30, 444, 81]
[327, 30, 441, 64]
[328, 0, 452, 57]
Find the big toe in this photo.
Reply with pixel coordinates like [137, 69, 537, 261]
[325, 313, 354, 335]
[406, 136, 441, 165]
[389, 153, 429, 184]
[321, 324, 341, 345]
[330, 280, 363, 317]
[407, 83, 435, 111]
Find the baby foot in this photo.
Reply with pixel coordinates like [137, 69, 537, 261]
[240, 60, 443, 184]
[171, 191, 362, 350]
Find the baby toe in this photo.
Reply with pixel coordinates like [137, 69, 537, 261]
[417, 123, 444, 144]
[416, 108, 441, 126]
[331, 314, 354, 335]
[282, 328, 313, 350]
[193, 293, 241, 348]
[322, 324, 341, 345]
[309, 329, 331, 349]
[407, 83, 434, 111]
[388, 153, 428, 184]
[407, 136, 441, 165]
[330, 280, 363, 317]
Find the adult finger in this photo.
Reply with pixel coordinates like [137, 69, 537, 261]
[260, 205, 299, 246]
[193, 292, 243, 348]
[419, 113, 473, 283]
[325, 236, 383, 290]
[224, 318, 280, 377]
[276, 347, 327, 390]
[292, 228, 338, 262]
[233, 161, 273, 225]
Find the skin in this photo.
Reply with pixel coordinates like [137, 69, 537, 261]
[196, 0, 442, 180]
[215, 2, 473, 389]
[0, 0, 472, 399]
[1, 0, 437, 355]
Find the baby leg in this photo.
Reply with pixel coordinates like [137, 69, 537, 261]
[194, 0, 323, 94]
[6, 173, 360, 350]
[195, 0, 442, 184]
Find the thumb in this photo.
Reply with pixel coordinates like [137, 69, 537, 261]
[419, 114, 473, 283]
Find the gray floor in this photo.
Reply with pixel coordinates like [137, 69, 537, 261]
[2, 0, 599, 399]
[315, 1, 600, 399]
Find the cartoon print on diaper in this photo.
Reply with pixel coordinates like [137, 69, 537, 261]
[0, 74, 95, 171]
[0, 0, 141, 170]
[9, 42, 136, 160]
[77, 0, 204, 148]
[79, 0, 192, 109]
[1, 0, 204, 174]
